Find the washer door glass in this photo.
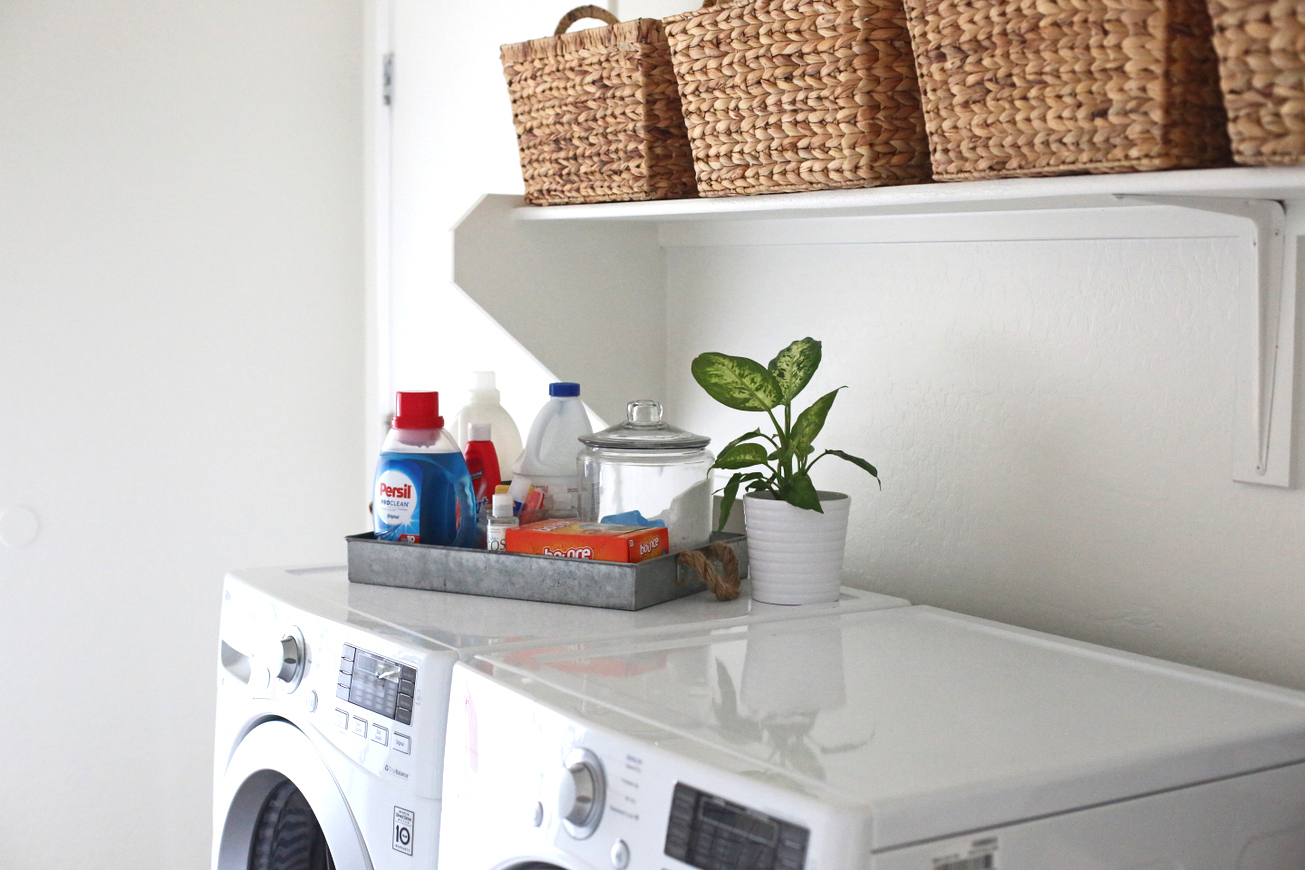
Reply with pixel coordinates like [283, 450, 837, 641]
[215, 720, 370, 870]
[248, 778, 335, 870]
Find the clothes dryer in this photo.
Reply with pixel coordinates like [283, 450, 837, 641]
[441, 606, 1305, 870]
[212, 565, 909, 870]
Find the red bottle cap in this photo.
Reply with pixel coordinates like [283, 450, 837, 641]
[392, 391, 443, 429]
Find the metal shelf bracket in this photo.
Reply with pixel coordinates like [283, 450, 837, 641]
[1118, 195, 1296, 487]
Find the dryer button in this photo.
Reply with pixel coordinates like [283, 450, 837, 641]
[351, 716, 367, 738]
[393, 732, 411, 754]
[610, 839, 630, 870]
[333, 709, 349, 730]
[371, 724, 389, 746]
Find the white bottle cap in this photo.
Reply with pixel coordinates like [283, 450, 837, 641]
[470, 371, 499, 402]
[492, 493, 515, 518]
[468, 422, 492, 442]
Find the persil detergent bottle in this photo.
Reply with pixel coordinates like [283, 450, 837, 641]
[373, 391, 477, 548]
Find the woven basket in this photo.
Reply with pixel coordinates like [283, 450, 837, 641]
[902, 0, 1232, 180]
[501, 6, 696, 205]
[1207, 0, 1305, 164]
[664, 0, 932, 197]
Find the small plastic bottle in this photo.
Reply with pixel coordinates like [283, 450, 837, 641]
[373, 391, 477, 548]
[486, 493, 518, 553]
[508, 382, 592, 518]
[451, 372, 523, 479]
[463, 423, 501, 549]
[463, 423, 502, 504]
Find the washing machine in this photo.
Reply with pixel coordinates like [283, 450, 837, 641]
[212, 564, 910, 870]
[440, 605, 1305, 870]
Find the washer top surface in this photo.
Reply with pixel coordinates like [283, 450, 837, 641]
[227, 564, 909, 657]
[469, 605, 1305, 849]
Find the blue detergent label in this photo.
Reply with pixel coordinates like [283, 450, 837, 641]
[374, 460, 422, 542]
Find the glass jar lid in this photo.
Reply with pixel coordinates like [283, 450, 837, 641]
[579, 400, 711, 450]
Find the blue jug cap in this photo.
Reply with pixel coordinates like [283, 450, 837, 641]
[549, 382, 580, 397]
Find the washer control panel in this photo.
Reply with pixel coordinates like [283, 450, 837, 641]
[336, 643, 417, 725]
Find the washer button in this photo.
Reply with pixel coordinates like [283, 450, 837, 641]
[333, 709, 349, 730]
[392, 732, 411, 754]
[305, 690, 318, 712]
[532, 802, 544, 827]
[610, 839, 630, 870]
[350, 716, 367, 738]
[371, 724, 389, 746]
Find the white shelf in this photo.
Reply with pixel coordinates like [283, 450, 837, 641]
[456, 166, 1300, 488]
[514, 166, 1305, 222]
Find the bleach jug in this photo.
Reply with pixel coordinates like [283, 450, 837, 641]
[373, 391, 477, 548]
[507, 382, 592, 520]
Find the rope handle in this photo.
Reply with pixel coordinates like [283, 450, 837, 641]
[554, 5, 620, 34]
[677, 541, 741, 601]
[554, 0, 719, 34]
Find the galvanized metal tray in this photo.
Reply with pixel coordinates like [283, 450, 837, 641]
[345, 532, 748, 611]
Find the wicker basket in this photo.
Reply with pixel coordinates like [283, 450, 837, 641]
[1207, 0, 1305, 165]
[902, 0, 1232, 180]
[501, 6, 696, 205]
[664, 0, 932, 197]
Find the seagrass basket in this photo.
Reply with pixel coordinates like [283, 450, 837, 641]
[902, 0, 1232, 180]
[1207, 0, 1305, 164]
[501, 6, 697, 205]
[663, 0, 932, 197]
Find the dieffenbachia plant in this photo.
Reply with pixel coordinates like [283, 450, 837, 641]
[691, 337, 880, 530]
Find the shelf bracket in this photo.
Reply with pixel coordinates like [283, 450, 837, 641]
[1116, 195, 1296, 488]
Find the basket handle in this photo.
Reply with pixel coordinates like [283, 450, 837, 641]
[554, 5, 620, 34]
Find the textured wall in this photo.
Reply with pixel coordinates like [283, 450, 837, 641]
[665, 237, 1305, 690]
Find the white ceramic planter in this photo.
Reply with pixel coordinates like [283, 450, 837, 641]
[742, 491, 850, 605]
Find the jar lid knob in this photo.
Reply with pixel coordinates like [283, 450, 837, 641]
[627, 400, 662, 426]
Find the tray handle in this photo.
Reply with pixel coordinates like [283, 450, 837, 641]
[678, 541, 741, 601]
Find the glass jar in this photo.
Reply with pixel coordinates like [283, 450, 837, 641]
[579, 400, 714, 552]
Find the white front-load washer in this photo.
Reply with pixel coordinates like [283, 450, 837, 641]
[440, 606, 1305, 870]
[212, 565, 909, 869]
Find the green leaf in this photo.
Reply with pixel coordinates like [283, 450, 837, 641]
[718, 472, 763, 530]
[717, 428, 764, 457]
[790, 388, 842, 456]
[826, 449, 881, 488]
[692, 352, 784, 412]
[767, 338, 822, 403]
[786, 472, 823, 512]
[715, 443, 769, 469]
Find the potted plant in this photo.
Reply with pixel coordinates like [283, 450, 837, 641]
[692, 337, 879, 604]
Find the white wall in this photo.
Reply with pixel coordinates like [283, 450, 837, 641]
[389, 0, 1305, 694]
[664, 236, 1305, 690]
[381, 0, 705, 433]
[0, 3, 365, 868]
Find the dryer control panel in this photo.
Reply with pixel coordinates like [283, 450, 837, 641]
[665, 783, 809, 870]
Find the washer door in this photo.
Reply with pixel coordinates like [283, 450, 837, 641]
[215, 720, 371, 870]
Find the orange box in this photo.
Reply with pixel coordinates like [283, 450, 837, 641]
[505, 520, 668, 564]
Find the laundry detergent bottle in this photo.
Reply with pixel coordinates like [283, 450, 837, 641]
[373, 391, 477, 548]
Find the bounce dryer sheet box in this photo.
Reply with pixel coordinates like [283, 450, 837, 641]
[505, 520, 669, 564]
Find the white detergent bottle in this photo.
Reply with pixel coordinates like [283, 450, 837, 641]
[508, 382, 591, 519]
[451, 371, 523, 478]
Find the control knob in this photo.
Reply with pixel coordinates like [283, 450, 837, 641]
[557, 748, 605, 839]
[256, 626, 306, 692]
